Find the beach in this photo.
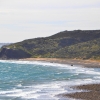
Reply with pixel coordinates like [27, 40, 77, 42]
[20, 58, 100, 100]
[63, 84, 100, 100]
[20, 58, 100, 68]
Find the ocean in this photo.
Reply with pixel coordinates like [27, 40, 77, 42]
[0, 60, 100, 100]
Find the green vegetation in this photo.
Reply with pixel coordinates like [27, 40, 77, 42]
[0, 30, 100, 59]
[53, 38, 100, 59]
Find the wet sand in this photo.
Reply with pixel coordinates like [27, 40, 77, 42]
[20, 58, 100, 68]
[19, 58, 100, 100]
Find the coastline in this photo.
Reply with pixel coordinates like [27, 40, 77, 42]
[19, 58, 100, 68]
[63, 84, 100, 100]
[19, 58, 100, 100]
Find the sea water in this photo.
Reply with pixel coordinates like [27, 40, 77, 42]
[0, 60, 100, 100]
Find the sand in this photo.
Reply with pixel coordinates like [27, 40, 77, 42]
[63, 84, 100, 100]
[20, 58, 100, 68]
[19, 58, 100, 100]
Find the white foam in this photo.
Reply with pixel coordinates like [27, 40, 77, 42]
[3, 81, 74, 99]
[0, 82, 66, 99]
[0, 78, 100, 100]
[17, 84, 22, 87]
[94, 76, 100, 79]
[0, 60, 81, 69]
[0, 60, 100, 99]
[0, 89, 22, 95]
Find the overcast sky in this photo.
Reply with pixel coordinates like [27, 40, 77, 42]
[0, 0, 100, 42]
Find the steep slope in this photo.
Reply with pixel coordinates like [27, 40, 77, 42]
[0, 30, 100, 59]
[53, 38, 100, 59]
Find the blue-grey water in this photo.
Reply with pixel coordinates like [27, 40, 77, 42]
[0, 43, 10, 48]
[0, 60, 100, 100]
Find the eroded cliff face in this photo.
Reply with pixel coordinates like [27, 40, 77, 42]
[0, 48, 31, 59]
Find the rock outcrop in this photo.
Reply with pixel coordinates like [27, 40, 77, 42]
[0, 47, 31, 59]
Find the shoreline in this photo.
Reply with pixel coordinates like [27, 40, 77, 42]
[19, 58, 100, 68]
[63, 84, 100, 100]
[19, 58, 100, 100]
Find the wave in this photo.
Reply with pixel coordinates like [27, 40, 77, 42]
[0, 60, 100, 99]
[0, 79, 100, 100]
[0, 59, 83, 69]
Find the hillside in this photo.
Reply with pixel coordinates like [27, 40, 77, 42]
[0, 30, 100, 59]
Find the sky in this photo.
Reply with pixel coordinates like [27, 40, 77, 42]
[0, 0, 100, 43]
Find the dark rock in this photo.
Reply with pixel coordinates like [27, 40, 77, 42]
[0, 48, 31, 59]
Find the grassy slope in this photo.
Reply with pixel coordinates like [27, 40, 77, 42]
[53, 38, 100, 59]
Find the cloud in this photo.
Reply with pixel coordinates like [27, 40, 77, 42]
[0, 0, 100, 42]
[1, 0, 100, 9]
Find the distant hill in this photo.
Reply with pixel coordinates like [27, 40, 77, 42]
[0, 43, 10, 48]
[0, 30, 100, 59]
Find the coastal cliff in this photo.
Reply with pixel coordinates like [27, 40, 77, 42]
[0, 30, 100, 59]
[0, 47, 31, 59]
